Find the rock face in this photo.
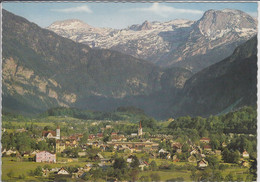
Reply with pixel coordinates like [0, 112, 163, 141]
[2, 9, 191, 115]
[47, 9, 257, 72]
[160, 9, 257, 72]
[169, 36, 257, 117]
[137, 20, 153, 31]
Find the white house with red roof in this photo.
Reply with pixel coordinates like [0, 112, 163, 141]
[197, 159, 208, 168]
[242, 150, 250, 158]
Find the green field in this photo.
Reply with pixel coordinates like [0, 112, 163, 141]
[139, 170, 191, 181]
[2, 157, 85, 181]
[2, 156, 250, 181]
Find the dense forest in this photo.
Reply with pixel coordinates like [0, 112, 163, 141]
[168, 106, 256, 134]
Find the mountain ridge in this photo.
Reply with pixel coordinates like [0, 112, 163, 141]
[47, 8, 257, 72]
[169, 35, 257, 117]
[2, 9, 257, 119]
[2, 9, 191, 116]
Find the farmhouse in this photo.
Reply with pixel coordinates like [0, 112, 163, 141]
[172, 142, 182, 151]
[204, 145, 212, 151]
[188, 155, 197, 163]
[139, 160, 149, 171]
[106, 125, 112, 129]
[242, 150, 250, 158]
[215, 150, 222, 155]
[197, 159, 208, 168]
[200, 137, 210, 143]
[57, 167, 69, 175]
[5, 149, 17, 156]
[127, 155, 135, 163]
[190, 149, 199, 155]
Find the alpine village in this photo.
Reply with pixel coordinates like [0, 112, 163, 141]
[1, 4, 258, 182]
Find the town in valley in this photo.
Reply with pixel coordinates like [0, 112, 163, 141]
[2, 106, 257, 181]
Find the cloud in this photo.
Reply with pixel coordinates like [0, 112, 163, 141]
[51, 5, 93, 13]
[124, 3, 203, 17]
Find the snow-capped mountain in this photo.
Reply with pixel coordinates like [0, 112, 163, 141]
[47, 9, 257, 72]
[48, 18, 194, 64]
[159, 9, 257, 71]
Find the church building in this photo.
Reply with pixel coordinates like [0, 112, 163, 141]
[42, 126, 61, 140]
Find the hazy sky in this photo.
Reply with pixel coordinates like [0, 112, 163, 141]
[3, 2, 258, 29]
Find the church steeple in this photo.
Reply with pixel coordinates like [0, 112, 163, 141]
[56, 125, 60, 140]
[138, 121, 143, 136]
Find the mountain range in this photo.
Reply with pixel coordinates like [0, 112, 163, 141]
[2, 9, 257, 119]
[48, 9, 257, 73]
[2, 9, 191, 116]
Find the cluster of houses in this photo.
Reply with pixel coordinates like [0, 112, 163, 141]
[49, 122, 146, 154]
[37, 152, 151, 180]
[2, 122, 252, 171]
[41, 161, 148, 180]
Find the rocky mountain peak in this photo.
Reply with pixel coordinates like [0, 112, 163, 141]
[221, 8, 246, 15]
[46, 8, 257, 73]
[196, 9, 256, 37]
[138, 20, 152, 31]
[129, 20, 153, 31]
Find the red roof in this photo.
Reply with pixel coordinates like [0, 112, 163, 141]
[243, 151, 249, 154]
[69, 136, 77, 140]
[199, 160, 208, 165]
[68, 134, 83, 139]
[204, 145, 212, 149]
[97, 133, 103, 137]
[88, 134, 95, 139]
[144, 161, 149, 165]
